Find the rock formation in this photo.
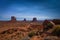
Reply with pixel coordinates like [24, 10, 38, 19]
[11, 16, 16, 22]
[23, 18, 26, 21]
[32, 17, 37, 22]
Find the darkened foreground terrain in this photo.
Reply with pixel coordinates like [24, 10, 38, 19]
[0, 16, 60, 40]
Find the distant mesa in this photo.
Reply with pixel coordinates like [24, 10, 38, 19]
[11, 16, 16, 22]
[32, 17, 37, 22]
[10, 16, 38, 22]
[0, 16, 60, 25]
[23, 18, 26, 21]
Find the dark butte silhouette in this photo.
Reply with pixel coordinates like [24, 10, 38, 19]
[10, 16, 16, 22]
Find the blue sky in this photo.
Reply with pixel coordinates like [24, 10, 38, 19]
[0, 0, 60, 20]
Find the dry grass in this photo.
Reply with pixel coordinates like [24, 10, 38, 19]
[0, 21, 60, 40]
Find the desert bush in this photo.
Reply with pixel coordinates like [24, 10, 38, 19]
[43, 22, 53, 31]
[52, 25, 60, 37]
[28, 31, 36, 37]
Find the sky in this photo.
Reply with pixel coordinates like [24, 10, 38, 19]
[0, 0, 60, 20]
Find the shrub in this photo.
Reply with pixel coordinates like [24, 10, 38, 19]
[43, 22, 53, 31]
[28, 31, 35, 37]
[52, 25, 60, 37]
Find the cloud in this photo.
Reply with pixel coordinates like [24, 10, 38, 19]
[0, 0, 60, 20]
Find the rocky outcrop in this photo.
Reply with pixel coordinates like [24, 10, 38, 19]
[32, 17, 37, 22]
[10, 16, 16, 22]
